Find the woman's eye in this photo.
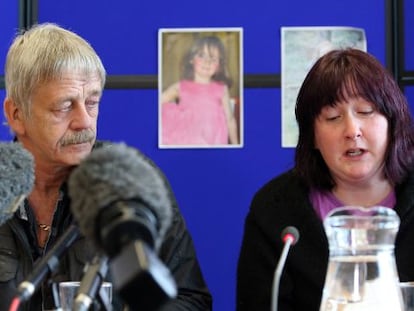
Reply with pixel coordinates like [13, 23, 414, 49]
[359, 110, 373, 115]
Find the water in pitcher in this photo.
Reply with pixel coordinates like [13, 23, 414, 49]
[319, 206, 404, 311]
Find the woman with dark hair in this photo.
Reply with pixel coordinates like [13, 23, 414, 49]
[236, 48, 414, 311]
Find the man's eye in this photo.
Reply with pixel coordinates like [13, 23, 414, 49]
[55, 105, 71, 112]
[86, 101, 99, 109]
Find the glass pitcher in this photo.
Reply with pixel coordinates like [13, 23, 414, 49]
[319, 206, 404, 311]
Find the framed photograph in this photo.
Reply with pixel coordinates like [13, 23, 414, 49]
[281, 26, 367, 147]
[158, 28, 243, 148]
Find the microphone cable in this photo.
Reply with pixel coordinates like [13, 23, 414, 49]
[8, 297, 21, 311]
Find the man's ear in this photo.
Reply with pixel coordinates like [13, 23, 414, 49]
[3, 98, 26, 135]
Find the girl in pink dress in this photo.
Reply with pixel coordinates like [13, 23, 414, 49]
[161, 36, 239, 146]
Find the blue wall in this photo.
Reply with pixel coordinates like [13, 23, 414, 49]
[0, 0, 17, 140]
[1, 1, 413, 310]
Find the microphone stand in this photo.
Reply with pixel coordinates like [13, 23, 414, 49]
[17, 225, 80, 302]
[74, 255, 112, 311]
[95, 285, 113, 311]
[271, 227, 299, 311]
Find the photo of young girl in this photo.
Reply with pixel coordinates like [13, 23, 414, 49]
[159, 29, 243, 148]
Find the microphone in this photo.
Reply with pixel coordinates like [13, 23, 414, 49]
[0, 142, 34, 225]
[74, 254, 111, 311]
[271, 226, 300, 311]
[17, 225, 81, 302]
[6, 143, 81, 304]
[68, 143, 177, 311]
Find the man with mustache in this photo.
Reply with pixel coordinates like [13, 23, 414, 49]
[0, 23, 212, 310]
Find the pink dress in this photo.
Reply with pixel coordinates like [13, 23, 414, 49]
[161, 80, 228, 146]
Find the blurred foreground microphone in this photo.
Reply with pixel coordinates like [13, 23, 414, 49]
[271, 226, 300, 311]
[68, 143, 177, 311]
[1, 143, 80, 304]
[0, 142, 34, 225]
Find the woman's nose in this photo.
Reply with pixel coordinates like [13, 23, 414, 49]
[344, 116, 362, 140]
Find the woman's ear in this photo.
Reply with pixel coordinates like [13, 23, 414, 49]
[3, 98, 26, 135]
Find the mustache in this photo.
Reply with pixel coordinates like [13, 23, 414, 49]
[60, 130, 95, 146]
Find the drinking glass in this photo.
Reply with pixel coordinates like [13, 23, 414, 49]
[59, 281, 112, 311]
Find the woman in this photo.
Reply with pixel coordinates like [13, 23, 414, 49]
[236, 48, 414, 311]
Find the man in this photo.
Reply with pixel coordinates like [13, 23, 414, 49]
[0, 22, 212, 310]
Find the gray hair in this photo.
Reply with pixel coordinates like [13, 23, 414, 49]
[4, 22, 106, 117]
